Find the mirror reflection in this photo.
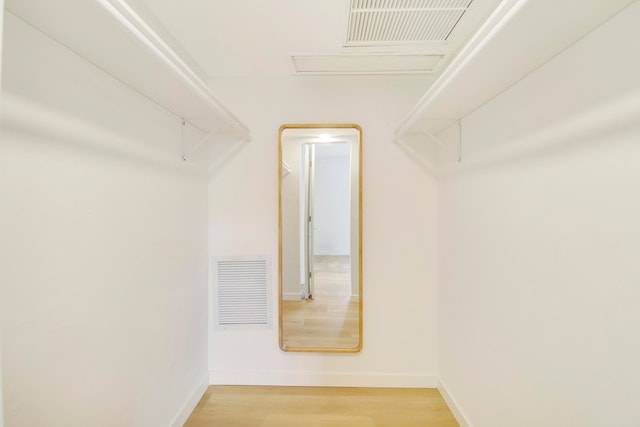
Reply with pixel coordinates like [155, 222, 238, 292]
[279, 124, 362, 352]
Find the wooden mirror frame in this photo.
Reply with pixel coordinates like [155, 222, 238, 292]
[278, 124, 363, 353]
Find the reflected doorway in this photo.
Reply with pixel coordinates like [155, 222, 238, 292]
[300, 143, 352, 301]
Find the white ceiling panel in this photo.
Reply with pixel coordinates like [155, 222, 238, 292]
[135, 0, 502, 77]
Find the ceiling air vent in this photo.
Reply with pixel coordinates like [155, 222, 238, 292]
[291, 53, 444, 75]
[347, 0, 474, 45]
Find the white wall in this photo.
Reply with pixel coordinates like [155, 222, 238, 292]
[207, 75, 440, 387]
[1, 14, 208, 427]
[0, 3, 5, 426]
[438, 2, 640, 426]
[280, 135, 304, 298]
[313, 143, 351, 256]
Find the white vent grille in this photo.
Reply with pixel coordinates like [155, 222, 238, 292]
[291, 53, 443, 75]
[347, 0, 474, 45]
[215, 257, 270, 328]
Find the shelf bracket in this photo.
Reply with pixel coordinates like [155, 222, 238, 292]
[458, 119, 463, 163]
[181, 119, 250, 162]
[398, 118, 463, 165]
[419, 125, 448, 149]
[181, 118, 187, 161]
[281, 161, 291, 177]
[185, 126, 219, 161]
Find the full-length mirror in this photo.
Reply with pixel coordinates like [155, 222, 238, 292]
[279, 124, 362, 352]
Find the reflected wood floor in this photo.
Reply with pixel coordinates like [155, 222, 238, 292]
[282, 256, 359, 349]
[184, 386, 459, 427]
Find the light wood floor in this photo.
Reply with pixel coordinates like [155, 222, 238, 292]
[282, 256, 359, 349]
[184, 386, 459, 427]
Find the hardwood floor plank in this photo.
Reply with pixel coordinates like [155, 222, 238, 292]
[184, 386, 459, 427]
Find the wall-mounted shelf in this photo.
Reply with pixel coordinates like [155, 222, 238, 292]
[394, 0, 634, 172]
[5, 0, 250, 146]
[0, 93, 207, 174]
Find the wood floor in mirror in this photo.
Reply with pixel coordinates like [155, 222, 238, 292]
[282, 256, 359, 349]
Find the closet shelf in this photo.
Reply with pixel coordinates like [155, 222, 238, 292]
[0, 93, 210, 174]
[394, 0, 521, 143]
[393, 0, 632, 170]
[6, 0, 250, 141]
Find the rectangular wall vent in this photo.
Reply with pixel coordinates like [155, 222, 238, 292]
[291, 53, 444, 75]
[215, 256, 270, 328]
[347, 0, 474, 45]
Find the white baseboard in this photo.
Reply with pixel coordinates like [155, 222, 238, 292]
[210, 370, 437, 388]
[170, 373, 208, 427]
[437, 378, 472, 427]
[282, 292, 301, 301]
[284, 293, 359, 302]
